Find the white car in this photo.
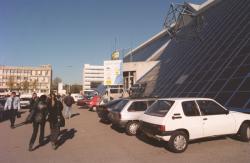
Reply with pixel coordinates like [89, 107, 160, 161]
[20, 94, 32, 108]
[140, 98, 250, 153]
[108, 98, 156, 135]
[71, 93, 83, 102]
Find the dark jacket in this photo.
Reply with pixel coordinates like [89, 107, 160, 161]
[29, 97, 39, 112]
[64, 95, 74, 107]
[33, 100, 48, 123]
[48, 100, 63, 124]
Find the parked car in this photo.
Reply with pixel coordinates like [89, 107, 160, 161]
[87, 95, 101, 111]
[139, 98, 250, 153]
[108, 98, 156, 135]
[77, 94, 92, 107]
[71, 93, 83, 102]
[96, 98, 123, 123]
[20, 94, 32, 108]
[0, 98, 6, 121]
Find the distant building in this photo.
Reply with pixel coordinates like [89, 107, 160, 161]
[0, 65, 52, 94]
[82, 64, 104, 91]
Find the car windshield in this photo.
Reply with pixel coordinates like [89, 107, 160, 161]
[106, 99, 123, 108]
[145, 100, 175, 117]
[112, 99, 129, 112]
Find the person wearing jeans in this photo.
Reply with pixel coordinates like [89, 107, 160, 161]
[63, 93, 74, 119]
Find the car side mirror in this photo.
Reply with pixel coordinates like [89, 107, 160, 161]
[225, 110, 229, 115]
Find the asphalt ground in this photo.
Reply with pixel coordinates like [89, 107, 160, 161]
[0, 105, 250, 163]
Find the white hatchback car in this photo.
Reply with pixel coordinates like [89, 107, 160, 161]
[140, 98, 250, 153]
[109, 98, 156, 135]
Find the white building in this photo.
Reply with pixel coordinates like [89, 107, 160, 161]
[0, 65, 52, 94]
[82, 64, 104, 91]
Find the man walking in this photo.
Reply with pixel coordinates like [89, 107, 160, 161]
[4, 92, 21, 128]
[63, 92, 74, 119]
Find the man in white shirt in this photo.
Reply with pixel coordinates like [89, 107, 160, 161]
[4, 92, 21, 128]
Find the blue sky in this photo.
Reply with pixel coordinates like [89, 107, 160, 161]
[0, 0, 204, 84]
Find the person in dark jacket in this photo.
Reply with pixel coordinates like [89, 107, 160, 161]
[48, 93, 63, 150]
[29, 92, 39, 112]
[28, 95, 48, 151]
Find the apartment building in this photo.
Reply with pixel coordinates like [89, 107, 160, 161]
[82, 64, 104, 91]
[0, 65, 52, 94]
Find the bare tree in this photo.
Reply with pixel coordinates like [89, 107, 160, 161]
[52, 77, 62, 90]
[22, 80, 29, 92]
[6, 76, 15, 91]
[31, 79, 38, 92]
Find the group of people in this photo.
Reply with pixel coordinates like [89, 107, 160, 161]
[4, 92, 75, 151]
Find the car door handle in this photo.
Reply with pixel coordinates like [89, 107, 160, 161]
[203, 118, 207, 120]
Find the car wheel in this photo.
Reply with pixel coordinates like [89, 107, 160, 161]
[239, 123, 250, 142]
[126, 121, 139, 136]
[168, 131, 188, 153]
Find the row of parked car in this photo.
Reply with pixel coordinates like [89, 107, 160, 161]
[93, 97, 250, 153]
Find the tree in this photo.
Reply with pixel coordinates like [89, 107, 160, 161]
[70, 84, 82, 93]
[6, 76, 15, 91]
[52, 77, 62, 91]
[22, 80, 29, 92]
[31, 79, 38, 91]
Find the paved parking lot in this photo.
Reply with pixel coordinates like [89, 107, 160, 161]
[0, 105, 250, 163]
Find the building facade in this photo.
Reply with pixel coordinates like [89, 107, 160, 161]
[82, 64, 104, 91]
[0, 65, 52, 94]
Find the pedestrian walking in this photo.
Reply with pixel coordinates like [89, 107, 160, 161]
[48, 93, 64, 150]
[28, 95, 48, 151]
[4, 92, 21, 128]
[63, 92, 74, 119]
[29, 92, 39, 112]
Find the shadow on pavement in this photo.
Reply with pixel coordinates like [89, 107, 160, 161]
[110, 124, 125, 134]
[56, 128, 77, 149]
[70, 113, 80, 118]
[135, 132, 165, 148]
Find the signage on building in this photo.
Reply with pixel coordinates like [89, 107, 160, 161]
[111, 51, 120, 60]
[104, 60, 123, 85]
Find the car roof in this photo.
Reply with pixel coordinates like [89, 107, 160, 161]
[156, 97, 214, 102]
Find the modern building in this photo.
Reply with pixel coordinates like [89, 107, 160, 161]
[131, 0, 250, 111]
[0, 65, 52, 94]
[82, 64, 104, 91]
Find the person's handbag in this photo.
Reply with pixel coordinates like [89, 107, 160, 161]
[57, 114, 65, 127]
[16, 111, 21, 118]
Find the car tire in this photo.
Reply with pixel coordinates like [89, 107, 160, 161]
[239, 123, 250, 142]
[168, 131, 189, 153]
[126, 121, 139, 136]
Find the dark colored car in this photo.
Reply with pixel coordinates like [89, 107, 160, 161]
[96, 98, 123, 123]
[0, 98, 6, 121]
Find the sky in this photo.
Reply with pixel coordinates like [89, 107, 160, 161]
[0, 0, 204, 84]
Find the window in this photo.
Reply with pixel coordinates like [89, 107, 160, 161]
[182, 101, 200, 116]
[197, 100, 227, 115]
[145, 100, 175, 117]
[148, 100, 155, 106]
[113, 100, 129, 112]
[128, 101, 147, 112]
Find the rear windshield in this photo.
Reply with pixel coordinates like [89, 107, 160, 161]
[106, 99, 122, 108]
[145, 100, 175, 117]
[112, 100, 129, 112]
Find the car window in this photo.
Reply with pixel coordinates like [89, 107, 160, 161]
[182, 101, 200, 116]
[148, 100, 155, 106]
[197, 100, 227, 115]
[113, 100, 129, 112]
[145, 100, 175, 117]
[128, 101, 147, 112]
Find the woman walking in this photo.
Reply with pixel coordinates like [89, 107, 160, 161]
[29, 95, 48, 151]
[48, 93, 64, 150]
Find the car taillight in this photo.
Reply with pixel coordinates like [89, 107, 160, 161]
[158, 125, 165, 132]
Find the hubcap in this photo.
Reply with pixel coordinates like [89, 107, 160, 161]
[247, 127, 250, 139]
[129, 123, 139, 135]
[174, 135, 187, 151]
